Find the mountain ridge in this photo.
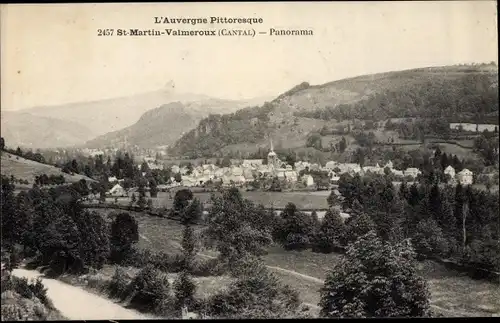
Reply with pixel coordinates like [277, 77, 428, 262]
[170, 64, 499, 158]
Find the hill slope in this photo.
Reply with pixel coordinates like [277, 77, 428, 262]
[171, 64, 498, 158]
[0, 111, 98, 149]
[1, 152, 94, 184]
[5, 88, 270, 149]
[84, 98, 267, 149]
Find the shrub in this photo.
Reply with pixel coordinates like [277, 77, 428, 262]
[189, 258, 225, 277]
[173, 271, 197, 311]
[108, 267, 131, 300]
[284, 233, 310, 251]
[128, 265, 172, 313]
[206, 257, 302, 318]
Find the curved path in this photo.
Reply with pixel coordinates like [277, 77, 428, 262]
[11, 268, 158, 320]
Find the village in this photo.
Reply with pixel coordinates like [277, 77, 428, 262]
[105, 142, 475, 198]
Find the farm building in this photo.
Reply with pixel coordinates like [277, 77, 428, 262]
[108, 184, 126, 197]
[404, 168, 422, 178]
[457, 169, 474, 185]
[303, 174, 315, 187]
[444, 165, 456, 178]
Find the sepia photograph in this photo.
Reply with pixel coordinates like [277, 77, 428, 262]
[1, 1, 499, 320]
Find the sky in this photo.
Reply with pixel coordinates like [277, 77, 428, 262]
[1, 1, 498, 111]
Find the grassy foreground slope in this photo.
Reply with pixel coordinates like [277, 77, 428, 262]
[1, 153, 94, 185]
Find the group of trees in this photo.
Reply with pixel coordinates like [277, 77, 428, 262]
[1, 175, 150, 277]
[473, 132, 499, 166]
[34, 174, 65, 186]
[201, 188, 433, 318]
[170, 104, 273, 158]
[1, 140, 46, 164]
[1, 176, 109, 275]
[335, 173, 499, 272]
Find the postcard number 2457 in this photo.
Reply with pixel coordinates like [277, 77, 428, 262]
[97, 29, 114, 36]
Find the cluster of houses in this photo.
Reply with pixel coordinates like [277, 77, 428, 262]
[444, 165, 474, 185]
[105, 143, 475, 196]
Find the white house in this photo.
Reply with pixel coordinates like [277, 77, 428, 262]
[242, 159, 263, 167]
[284, 170, 298, 183]
[181, 177, 197, 187]
[457, 169, 474, 185]
[404, 168, 422, 178]
[391, 169, 404, 178]
[363, 165, 384, 175]
[231, 167, 243, 176]
[108, 184, 126, 197]
[337, 163, 362, 174]
[303, 174, 315, 187]
[325, 161, 337, 170]
[243, 169, 255, 182]
[444, 165, 456, 179]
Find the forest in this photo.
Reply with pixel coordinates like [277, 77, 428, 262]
[296, 73, 498, 123]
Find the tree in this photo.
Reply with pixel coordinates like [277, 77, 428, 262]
[147, 198, 153, 209]
[74, 211, 111, 269]
[412, 218, 449, 258]
[221, 157, 231, 167]
[137, 183, 147, 211]
[327, 190, 341, 207]
[181, 225, 197, 269]
[1, 176, 19, 249]
[181, 198, 202, 225]
[276, 203, 314, 250]
[174, 172, 182, 183]
[174, 271, 197, 311]
[319, 231, 431, 318]
[312, 209, 346, 253]
[110, 213, 139, 263]
[174, 189, 194, 213]
[204, 188, 272, 263]
[149, 179, 158, 198]
[130, 193, 137, 206]
[0, 137, 4, 151]
[339, 137, 347, 153]
[344, 212, 376, 245]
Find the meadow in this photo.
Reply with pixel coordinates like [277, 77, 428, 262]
[1, 153, 93, 185]
[93, 209, 500, 317]
[106, 190, 331, 210]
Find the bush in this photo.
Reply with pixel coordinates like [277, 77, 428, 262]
[108, 267, 132, 300]
[206, 257, 302, 318]
[128, 265, 172, 313]
[173, 271, 197, 311]
[2, 276, 51, 309]
[194, 258, 226, 277]
[284, 233, 310, 251]
[110, 213, 139, 264]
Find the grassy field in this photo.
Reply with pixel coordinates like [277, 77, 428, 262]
[1, 153, 94, 184]
[106, 190, 331, 210]
[93, 209, 500, 317]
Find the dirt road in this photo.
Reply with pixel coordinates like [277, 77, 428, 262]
[11, 268, 158, 320]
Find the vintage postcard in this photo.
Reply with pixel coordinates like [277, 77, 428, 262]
[1, 1, 498, 320]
